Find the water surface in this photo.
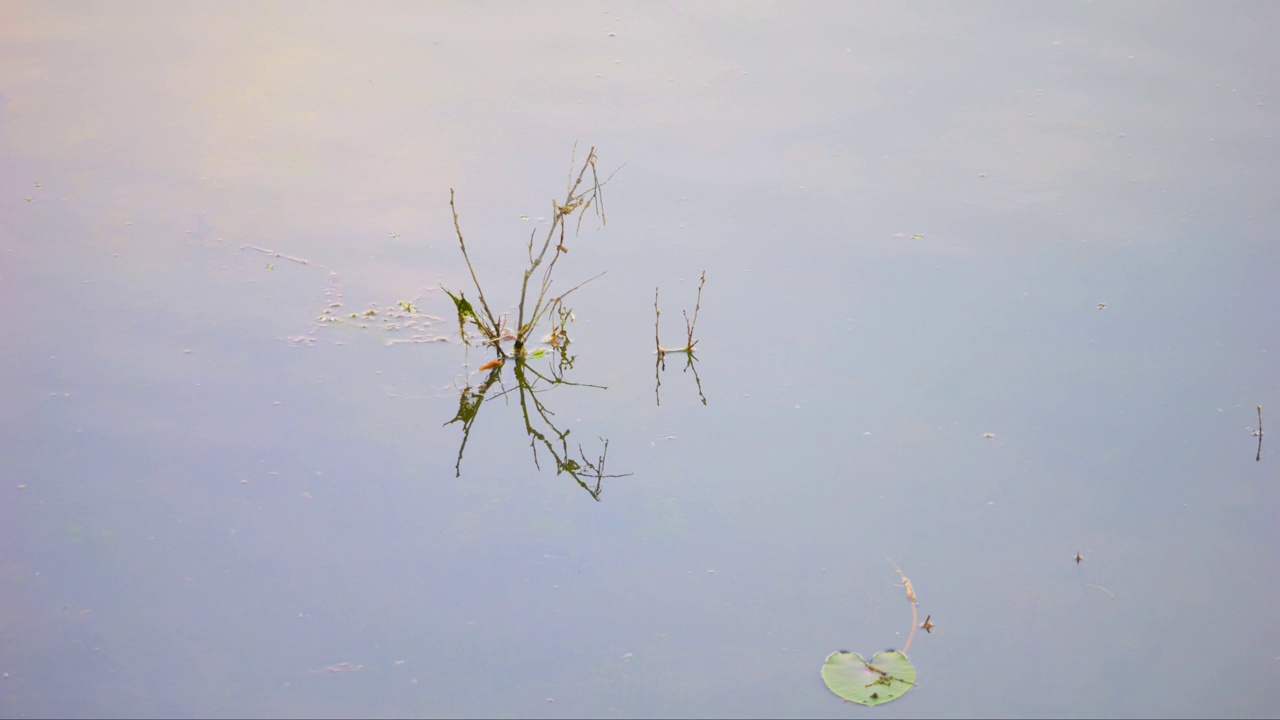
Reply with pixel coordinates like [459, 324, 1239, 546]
[2, 3, 1278, 718]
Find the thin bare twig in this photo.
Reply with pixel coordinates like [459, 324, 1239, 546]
[656, 271, 706, 354]
[447, 190, 505, 348]
[683, 270, 706, 349]
[654, 287, 664, 359]
[1256, 405, 1264, 462]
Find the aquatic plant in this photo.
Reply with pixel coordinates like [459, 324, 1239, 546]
[654, 270, 706, 405]
[442, 145, 613, 358]
[821, 562, 927, 706]
[440, 147, 630, 497]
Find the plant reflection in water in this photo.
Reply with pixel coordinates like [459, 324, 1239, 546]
[444, 341, 630, 501]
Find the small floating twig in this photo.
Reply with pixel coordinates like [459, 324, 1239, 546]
[1087, 584, 1116, 599]
[240, 244, 324, 268]
[309, 662, 362, 674]
[1255, 405, 1264, 462]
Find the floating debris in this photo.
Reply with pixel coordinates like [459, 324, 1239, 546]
[1255, 405, 1264, 462]
[310, 662, 362, 675]
[1087, 584, 1115, 599]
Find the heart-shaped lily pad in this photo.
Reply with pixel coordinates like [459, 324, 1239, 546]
[822, 649, 916, 706]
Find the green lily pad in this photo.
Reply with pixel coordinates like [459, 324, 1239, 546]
[822, 650, 916, 706]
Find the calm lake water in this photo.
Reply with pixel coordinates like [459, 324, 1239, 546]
[3, 2, 1278, 718]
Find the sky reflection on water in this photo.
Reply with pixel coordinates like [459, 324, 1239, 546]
[2, 3, 1278, 717]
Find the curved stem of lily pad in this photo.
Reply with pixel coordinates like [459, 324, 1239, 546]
[903, 596, 918, 655]
[888, 560, 920, 655]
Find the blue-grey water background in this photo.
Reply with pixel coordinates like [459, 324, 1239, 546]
[2, 2, 1278, 718]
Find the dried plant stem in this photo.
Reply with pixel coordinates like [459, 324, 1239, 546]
[448, 189, 504, 344]
[444, 145, 618, 357]
[654, 287, 665, 404]
[514, 145, 611, 353]
[656, 270, 706, 354]
[683, 270, 705, 350]
[654, 287, 663, 358]
[1257, 405, 1264, 462]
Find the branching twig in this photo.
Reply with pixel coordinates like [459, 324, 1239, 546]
[655, 272, 708, 405]
[514, 146, 613, 354]
[656, 271, 705, 354]
[444, 146, 616, 358]
[683, 270, 706, 350]
[440, 146, 630, 497]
